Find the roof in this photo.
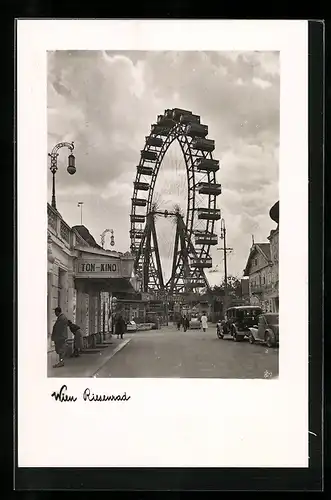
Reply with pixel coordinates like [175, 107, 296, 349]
[74, 277, 136, 293]
[255, 243, 271, 260]
[243, 242, 271, 276]
[72, 225, 103, 249]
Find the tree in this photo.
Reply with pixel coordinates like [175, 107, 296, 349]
[212, 275, 242, 299]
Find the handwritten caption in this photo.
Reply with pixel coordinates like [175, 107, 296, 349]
[51, 385, 131, 402]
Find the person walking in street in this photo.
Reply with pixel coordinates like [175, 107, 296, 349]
[67, 320, 83, 357]
[176, 316, 181, 331]
[51, 306, 68, 368]
[183, 315, 189, 332]
[201, 312, 208, 333]
[115, 312, 126, 339]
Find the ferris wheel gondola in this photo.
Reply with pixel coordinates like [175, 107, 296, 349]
[130, 108, 222, 296]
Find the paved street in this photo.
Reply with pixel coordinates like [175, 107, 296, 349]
[95, 324, 278, 379]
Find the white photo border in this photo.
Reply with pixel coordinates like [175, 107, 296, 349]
[17, 19, 308, 468]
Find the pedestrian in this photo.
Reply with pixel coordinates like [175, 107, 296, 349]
[183, 315, 189, 332]
[176, 316, 181, 330]
[201, 311, 208, 333]
[67, 320, 83, 357]
[51, 306, 68, 368]
[115, 312, 126, 339]
[111, 312, 116, 335]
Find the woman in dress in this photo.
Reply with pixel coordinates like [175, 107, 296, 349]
[200, 312, 208, 333]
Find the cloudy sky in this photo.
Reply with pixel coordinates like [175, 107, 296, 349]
[47, 50, 279, 286]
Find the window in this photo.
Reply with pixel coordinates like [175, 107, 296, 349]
[254, 258, 258, 266]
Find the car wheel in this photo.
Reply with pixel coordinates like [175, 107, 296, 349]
[265, 332, 274, 348]
[249, 333, 255, 344]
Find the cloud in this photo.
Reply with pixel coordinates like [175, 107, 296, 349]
[48, 50, 279, 282]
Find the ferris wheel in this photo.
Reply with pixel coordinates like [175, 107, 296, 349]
[130, 108, 222, 296]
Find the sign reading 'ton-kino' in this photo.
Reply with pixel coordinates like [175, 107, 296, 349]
[76, 260, 121, 277]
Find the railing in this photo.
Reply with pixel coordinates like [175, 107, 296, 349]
[47, 203, 75, 249]
[60, 220, 70, 244]
[47, 204, 57, 232]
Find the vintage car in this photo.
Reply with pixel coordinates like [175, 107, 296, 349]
[126, 320, 137, 332]
[248, 313, 279, 348]
[217, 306, 263, 342]
[189, 316, 201, 329]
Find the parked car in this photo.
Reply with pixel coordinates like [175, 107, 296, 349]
[126, 320, 137, 332]
[248, 313, 279, 347]
[189, 316, 201, 329]
[217, 306, 263, 342]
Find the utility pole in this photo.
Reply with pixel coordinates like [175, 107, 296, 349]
[77, 201, 84, 225]
[220, 218, 233, 315]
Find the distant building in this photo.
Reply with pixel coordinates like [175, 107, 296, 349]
[242, 201, 279, 313]
[243, 242, 273, 312]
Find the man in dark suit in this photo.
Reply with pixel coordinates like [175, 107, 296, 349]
[115, 312, 126, 339]
[51, 306, 68, 367]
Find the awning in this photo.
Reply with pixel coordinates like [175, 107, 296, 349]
[74, 277, 136, 294]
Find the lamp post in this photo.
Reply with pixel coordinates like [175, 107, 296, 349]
[49, 141, 76, 210]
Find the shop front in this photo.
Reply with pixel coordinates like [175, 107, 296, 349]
[73, 248, 136, 345]
[47, 202, 136, 354]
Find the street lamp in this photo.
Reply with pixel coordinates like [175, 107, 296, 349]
[49, 141, 76, 210]
[100, 229, 115, 249]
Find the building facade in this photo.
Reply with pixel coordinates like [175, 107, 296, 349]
[243, 201, 279, 313]
[47, 203, 136, 353]
[243, 243, 274, 312]
[267, 201, 279, 312]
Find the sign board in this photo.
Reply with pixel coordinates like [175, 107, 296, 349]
[75, 258, 134, 279]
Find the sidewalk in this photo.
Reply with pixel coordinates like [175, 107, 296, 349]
[47, 337, 132, 378]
